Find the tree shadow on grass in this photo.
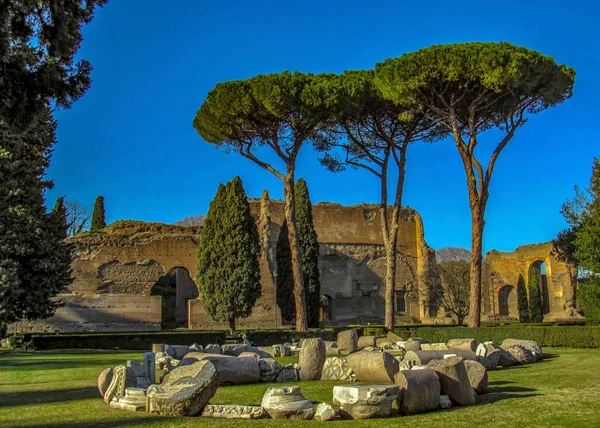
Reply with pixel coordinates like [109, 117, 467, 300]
[21, 416, 167, 428]
[477, 384, 541, 405]
[0, 386, 99, 408]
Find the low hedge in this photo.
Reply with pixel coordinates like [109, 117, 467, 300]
[31, 331, 227, 350]
[386, 326, 600, 348]
[244, 328, 343, 345]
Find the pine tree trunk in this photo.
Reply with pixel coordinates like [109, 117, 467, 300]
[468, 206, 483, 327]
[228, 318, 236, 334]
[283, 175, 307, 332]
[384, 240, 396, 330]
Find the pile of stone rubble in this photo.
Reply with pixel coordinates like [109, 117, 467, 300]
[97, 331, 543, 420]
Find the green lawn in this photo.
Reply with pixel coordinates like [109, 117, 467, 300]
[1, 348, 599, 427]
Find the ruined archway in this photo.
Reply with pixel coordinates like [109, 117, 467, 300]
[530, 260, 550, 315]
[498, 285, 517, 317]
[151, 267, 198, 329]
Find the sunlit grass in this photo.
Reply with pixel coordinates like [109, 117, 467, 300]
[1, 348, 599, 427]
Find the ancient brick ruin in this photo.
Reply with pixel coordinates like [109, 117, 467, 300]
[12, 198, 581, 332]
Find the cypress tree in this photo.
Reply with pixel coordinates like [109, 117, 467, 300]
[517, 274, 530, 323]
[528, 266, 544, 323]
[295, 179, 321, 328]
[0, 1, 104, 326]
[91, 196, 106, 231]
[276, 220, 296, 323]
[197, 177, 261, 333]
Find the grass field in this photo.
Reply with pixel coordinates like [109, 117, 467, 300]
[1, 348, 599, 427]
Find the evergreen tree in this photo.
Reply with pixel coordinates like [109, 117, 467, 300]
[196, 177, 261, 333]
[557, 158, 600, 324]
[517, 274, 530, 323]
[276, 220, 295, 323]
[295, 179, 321, 328]
[0, 1, 105, 325]
[528, 266, 544, 323]
[91, 196, 106, 231]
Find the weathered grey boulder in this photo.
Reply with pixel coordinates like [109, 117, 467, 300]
[333, 384, 399, 420]
[142, 352, 156, 384]
[299, 338, 326, 381]
[165, 345, 191, 360]
[126, 360, 145, 378]
[201, 404, 264, 419]
[222, 344, 250, 356]
[261, 386, 314, 420]
[394, 368, 440, 414]
[398, 359, 414, 372]
[276, 366, 298, 382]
[358, 336, 377, 348]
[314, 402, 337, 421]
[259, 358, 282, 383]
[346, 351, 399, 384]
[463, 360, 488, 394]
[501, 339, 542, 361]
[321, 357, 355, 382]
[256, 347, 275, 358]
[179, 353, 260, 385]
[506, 344, 535, 364]
[426, 356, 476, 406]
[404, 349, 477, 366]
[338, 329, 358, 354]
[447, 338, 477, 352]
[147, 360, 218, 416]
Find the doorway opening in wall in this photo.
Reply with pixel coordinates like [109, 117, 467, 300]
[498, 285, 517, 317]
[395, 290, 406, 314]
[530, 260, 550, 315]
[151, 267, 198, 329]
[320, 295, 333, 322]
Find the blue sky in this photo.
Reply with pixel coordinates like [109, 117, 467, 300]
[47, 0, 599, 253]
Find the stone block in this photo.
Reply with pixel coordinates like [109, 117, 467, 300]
[395, 368, 440, 414]
[147, 360, 218, 416]
[299, 338, 326, 381]
[404, 349, 477, 366]
[506, 344, 534, 364]
[101, 366, 137, 404]
[258, 358, 282, 383]
[261, 386, 314, 420]
[347, 351, 399, 384]
[165, 345, 191, 360]
[337, 329, 358, 354]
[358, 336, 377, 348]
[222, 343, 250, 356]
[463, 360, 488, 394]
[426, 356, 476, 406]
[447, 338, 477, 352]
[501, 339, 542, 362]
[387, 331, 403, 343]
[179, 354, 260, 385]
[109, 387, 147, 412]
[201, 404, 264, 419]
[421, 343, 449, 351]
[439, 394, 452, 409]
[321, 357, 355, 382]
[314, 402, 337, 421]
[324, 341, 339, 355]
[333, 384, 399, 420]
[143, 352, 156, 384]
[276, 366, 298, 382]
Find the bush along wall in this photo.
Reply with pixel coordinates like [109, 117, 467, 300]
[389, 326, 600, 348]
[30, 331, 227, 350]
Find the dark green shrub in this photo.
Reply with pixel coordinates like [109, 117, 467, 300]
[579, 277, 600, 325]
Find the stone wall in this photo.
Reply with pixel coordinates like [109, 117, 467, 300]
[13, 198, 435, 332]
[481, 242, 580, 322]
